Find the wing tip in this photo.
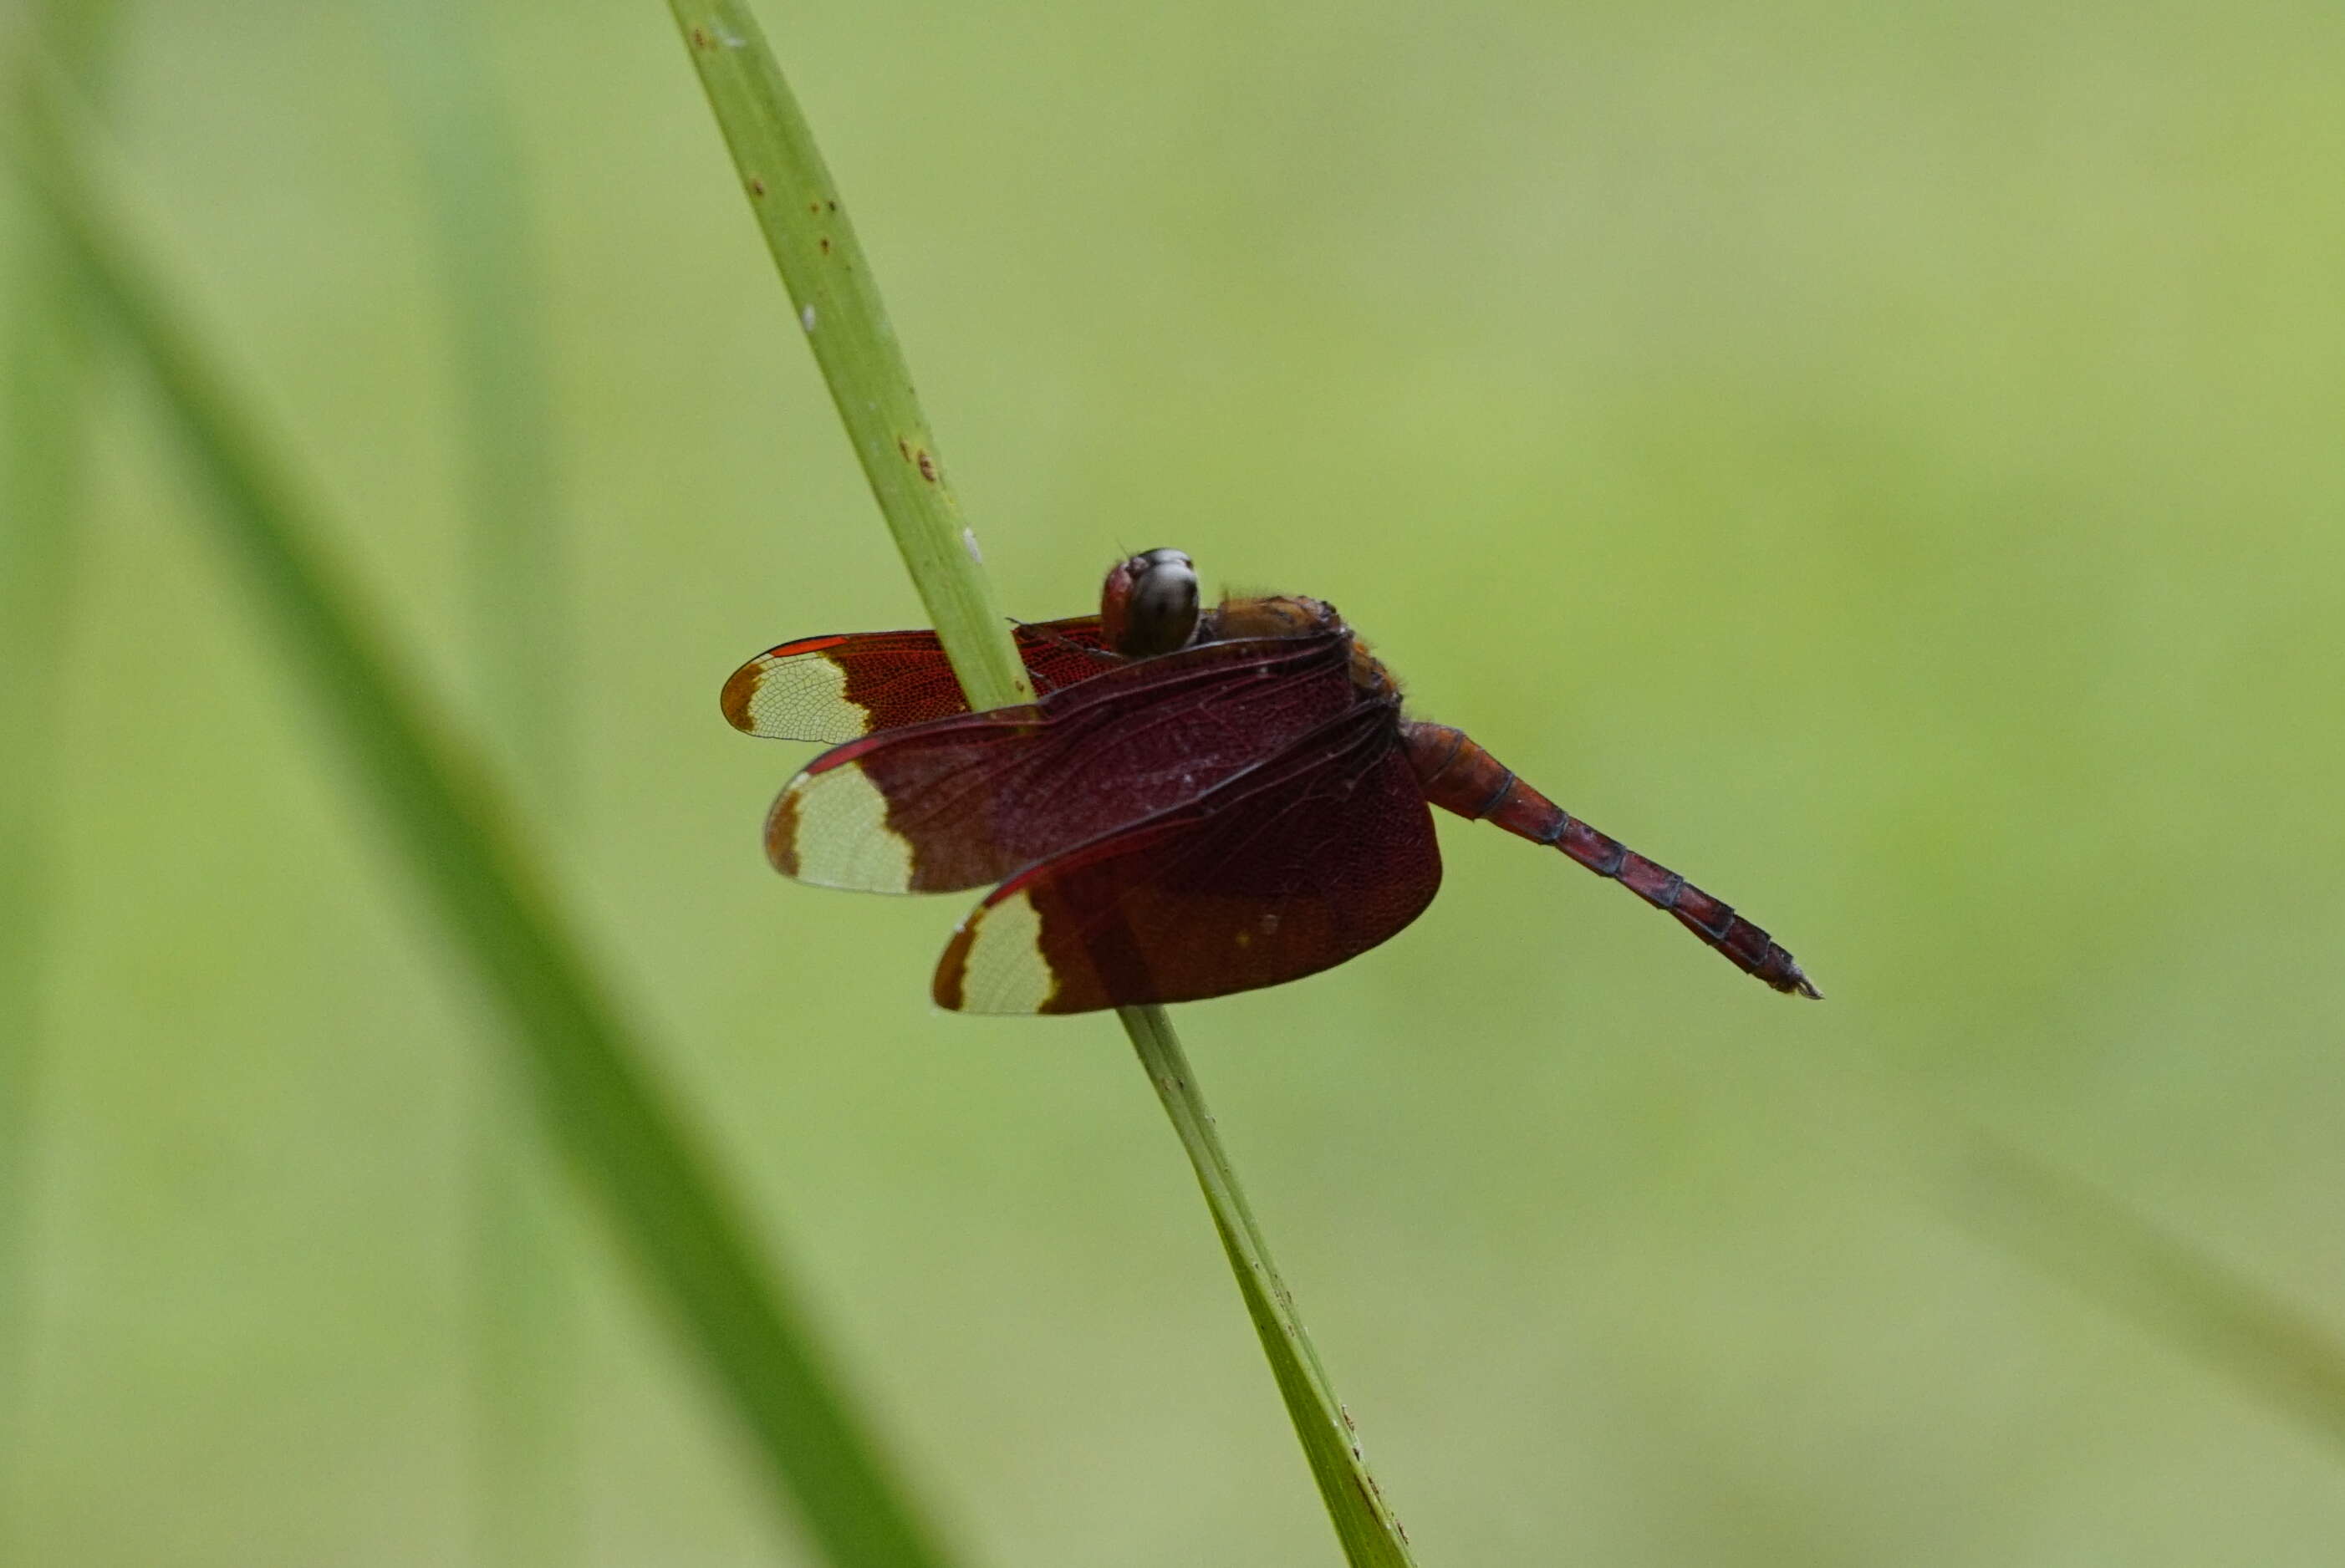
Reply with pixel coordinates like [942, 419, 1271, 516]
[930, 889, 1070, 1014]
[720, 658, 767, 734]
[762, 781, 803, 877]
[931, 929, 968, 1011]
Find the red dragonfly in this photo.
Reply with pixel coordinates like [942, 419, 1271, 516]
[722, 549, 1821, 1014]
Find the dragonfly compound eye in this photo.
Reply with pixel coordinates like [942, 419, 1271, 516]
[1104, 547, 1201, 658]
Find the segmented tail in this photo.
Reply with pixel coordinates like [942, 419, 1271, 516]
[1402, 722, 1821, 999]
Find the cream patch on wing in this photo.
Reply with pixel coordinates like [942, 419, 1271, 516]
[769, 761, 915, 892]
[942, 891, 1057, 1014]
[725, 649, 870, 741]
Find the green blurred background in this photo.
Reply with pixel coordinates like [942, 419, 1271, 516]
[8, 0, 2345, 1562]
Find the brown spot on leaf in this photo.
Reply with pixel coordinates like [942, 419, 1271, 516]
[896, 437, 910, 461]
[916, 450, 939, 483]
[818, 236, 830, 254]
[690, 26, 711, 48]
[747, 177, 766, 197]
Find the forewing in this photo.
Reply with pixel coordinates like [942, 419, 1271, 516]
[932, 702, 1440, 1014]
[721, 616, 1112, 742]
[769, 633, 1357, 893]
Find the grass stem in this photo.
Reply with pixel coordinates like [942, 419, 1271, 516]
[0, 3, 118, 1545]
[8, 63, 956, 1568]
[367, 7, 579, 1561]
[1123, 1006, 1415, 1562]
[662, 6, 1418, 1559]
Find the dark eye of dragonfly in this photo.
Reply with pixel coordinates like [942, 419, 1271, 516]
[726, 545, 1822, 1010]
[1101, 547, 1201, 658]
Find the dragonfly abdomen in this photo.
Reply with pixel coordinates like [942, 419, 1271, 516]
[1400, 721, 1822, 999]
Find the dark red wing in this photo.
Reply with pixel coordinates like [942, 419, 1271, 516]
[721, 616, 1114, 743]
[767, 633, 1358, 893]
[931, 701, 1440, 1014]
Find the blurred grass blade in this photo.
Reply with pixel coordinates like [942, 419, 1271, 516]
[365, 5, 579, 1564]
[0, 0, 118, 1534]
[7, 71, 956, 1568]
[1951, 1131, 2345, 1451]
[662, 6, 1419, 1559]
[1807, 1042, 2345, 1459]
[372, 0, 570, 799]
[0, 164, 88, 1518]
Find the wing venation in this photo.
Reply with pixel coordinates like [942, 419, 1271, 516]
[770, 632, 1357, 893]
[721, 617, 1113, 742]
[933, 700, 1440, 1013]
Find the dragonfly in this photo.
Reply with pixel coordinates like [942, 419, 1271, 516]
[721, 548, 1821, 1014]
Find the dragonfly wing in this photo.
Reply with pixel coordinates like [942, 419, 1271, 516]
[721, 616, 1113, 742]
[770, 633, 1358, 893]
[933, 701, 1440, 1013]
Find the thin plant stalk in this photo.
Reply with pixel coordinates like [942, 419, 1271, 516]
[1795, 1041, 2345, 1455]
[367, 4, 578, 1563]
[660, 3, 1031, 707]
[8, 69, 957, 1568]
[1949, 1130, 2345, 1452]
[0, 2, 117, 1543]
[1121, 1007, 1415, 1558]
[0, 171, 84, 1540]
[660, 5, 1416, 1559]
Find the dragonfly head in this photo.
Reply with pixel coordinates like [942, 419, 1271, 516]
[1102, 547, 1201, 659]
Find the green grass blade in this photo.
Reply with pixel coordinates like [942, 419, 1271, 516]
[372, 2, 570, 799]
[662, 8, 1419, 1559]
[0, 170, 87, 1515]
[365, 7, 579, 1564]
[7, 74, 956, 1568]
[0, 3, 118, 1540]
[665, 3, 1029, 710]
[1949, 1130, 2345, 1452]
[1124, 1008, 1417, 1562]
[1807, 1044, 2345, 1459]
[0, 173, 82, 1568]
